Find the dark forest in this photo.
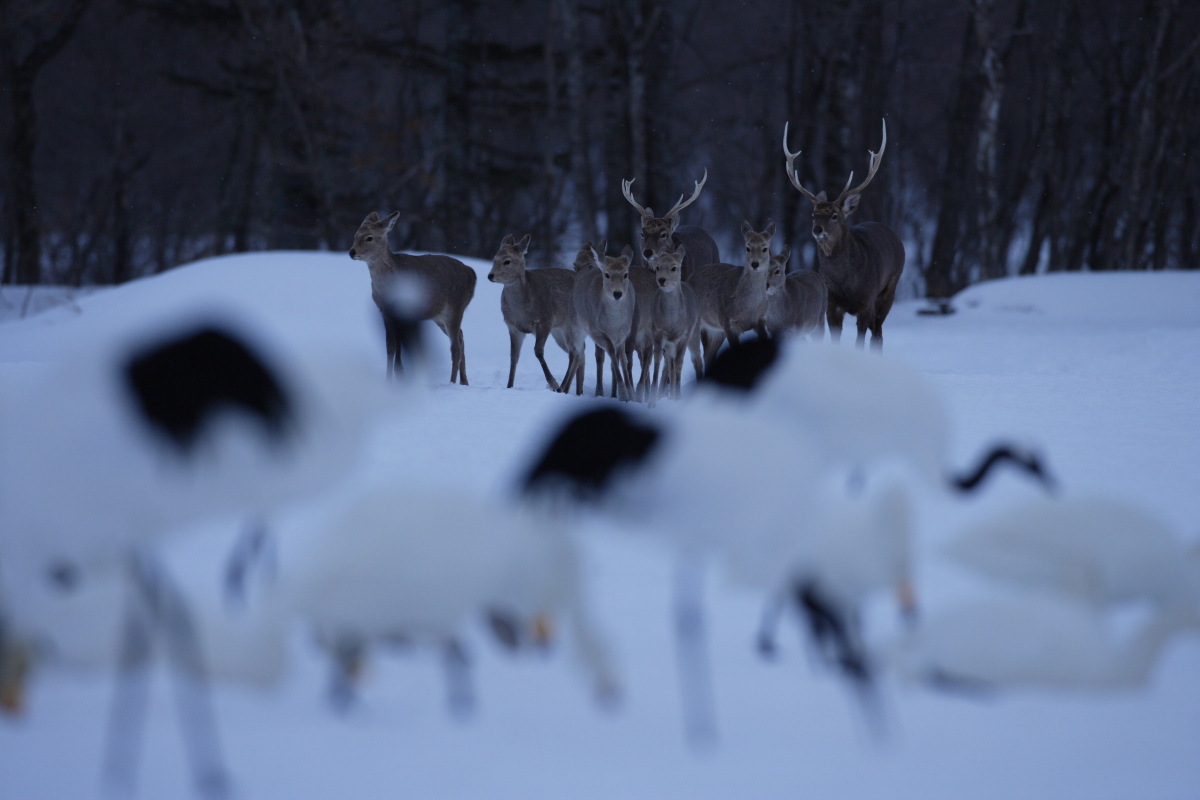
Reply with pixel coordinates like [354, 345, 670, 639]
[3, 0, 1199, 299]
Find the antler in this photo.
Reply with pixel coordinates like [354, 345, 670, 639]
[621, 178, 651, 219]
[835, 118, 888, 204]
[664, 169, 708, 219]
[782, 123, 820, 204]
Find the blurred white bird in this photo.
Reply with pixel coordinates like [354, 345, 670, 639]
[942, 496, 1200, 611]
[891, 591, 1200, 691]
[703, 337, 1056, 494]
[0, 312, 403, 798]
[277, 479, 620, 715]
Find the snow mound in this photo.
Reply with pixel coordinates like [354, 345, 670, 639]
[951, 271, 1200, 327]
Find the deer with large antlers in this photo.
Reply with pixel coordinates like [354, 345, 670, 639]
[782, 120, 905, 350]
[621, 170, 720, 281]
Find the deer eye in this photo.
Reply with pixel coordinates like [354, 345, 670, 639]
[831, 213, 839, 221]
[660, 232, 668, 238]
[671, 267, 677, 272]
[366, 236, 374, 242]
[503, 259, 511, 266]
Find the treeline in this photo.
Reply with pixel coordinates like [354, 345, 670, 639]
[2, 0, 1199, 297]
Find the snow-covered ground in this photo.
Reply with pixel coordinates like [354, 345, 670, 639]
[1, 252, 1198, 799]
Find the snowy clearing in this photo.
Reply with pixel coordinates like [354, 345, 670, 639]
[1, 253, 1199, 799]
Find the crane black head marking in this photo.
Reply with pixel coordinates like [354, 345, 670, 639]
[700, 336, 780, 391]
[124, 326, 293, 455]
[522, 408, 661, 502]
[950, 443, 1058, 495]
[793, 581, 873, 687]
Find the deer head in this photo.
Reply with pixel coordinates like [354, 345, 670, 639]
[649, 244, 687, 290]
[590, 245, 632, 301]
[573, 239, 607, 272]
[349, 210, 400, 262]
[488, 234, 531, 283]
[765, 245, 792, 297]
[783, 119, 888, 257]
[621, 170, 707, 264]
[741, 221, 776, 273]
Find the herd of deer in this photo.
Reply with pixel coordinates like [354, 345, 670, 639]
[349, 120, 906, 398]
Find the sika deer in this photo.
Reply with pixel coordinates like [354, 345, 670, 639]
[350, 211, 476, 382]
[765, 246, 827, 341]
[488, 234, 577, 391]
[649, 245, 702, 399]
[622, 171, 720, 281]
[783, 120, 904, 350]
[562, 246, 636, 401]
[687, 222, 774, 367]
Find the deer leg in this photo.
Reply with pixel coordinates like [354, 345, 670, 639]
[381, 311, 397, 379]
[689, 329, 705, 382]
[506, 326, 524, 389]
[703, 328, 725, 368]
[827, 307, 846, 345]
[532, 329, 560, 391]
[594, 344, 605, 397]
[455, 327, 469, 385]
[855, 315, 870, 350]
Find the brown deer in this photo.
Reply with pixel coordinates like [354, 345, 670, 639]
[350, 211, 476, 382]
[764, 246, 827, 341]
[782, 120, 905, 350]
[687, 222, 775, 367]
[488, 234, 577, 391]
[621, 171, 720, 281]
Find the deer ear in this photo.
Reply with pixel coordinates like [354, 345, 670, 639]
[741, 221, 753, 238]
[816, 191, 828, 203]
[517, 234, 531, 253]
[383, 211, 401, 233]
[596, 239, 607, 255]
[675, 244, 686, 261]
[764, 221, 776, 239]
[364, 211, 380, 225]
[501, 234, 515, 247]
[589, 246, 602, 266]
[777, 244, 791, 264]
[841, 193, 862, 216]
[621, 244, 635, 261]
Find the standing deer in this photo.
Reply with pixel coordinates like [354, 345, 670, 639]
[350, 211, 476, 382]
[561, 246, 636, 400]
[687, 222, 775, 367]
[649, 245, 702, 399]
[488, 234, 577, 391]
[783, 120, 904, 350]
[765, 246, 827, 341]
[622, 170, 720, 281]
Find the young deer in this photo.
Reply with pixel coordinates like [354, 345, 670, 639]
[488, 234, 577, 391]
[649, 245, 702, 399]
[687, 221, 775, 367]
[783, 119, 904, 350]
[350, 211, 476, 382]
[625, 250, 660, 401]
[562, 246, 636, 400]
[765, 246, 827, 341]
[622, 171, 720, 281]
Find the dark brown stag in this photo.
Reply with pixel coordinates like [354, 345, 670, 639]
[782, 120, 905, 350]
[621, 171, 720, 282]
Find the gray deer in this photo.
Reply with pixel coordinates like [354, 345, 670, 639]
[561, 245, 636, 400]
[687, 222, 775, 367]
[350, 211, 476, 383]
[764, 246, 827, 341]
[488, 234, 577, 391]
[622, 171, 720, 282]
[649, 244, 702, 399]
[783, 119, 904, 350]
